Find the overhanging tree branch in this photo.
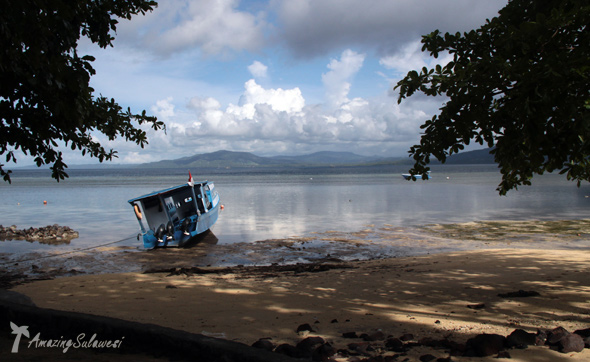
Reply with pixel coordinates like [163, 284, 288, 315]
[395, 0, 590, 195]
[0, 0, 164, 183]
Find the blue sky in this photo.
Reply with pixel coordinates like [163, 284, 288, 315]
[34, 0, 509, 165]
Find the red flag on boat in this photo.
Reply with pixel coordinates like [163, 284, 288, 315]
[188, 171, 194, 186]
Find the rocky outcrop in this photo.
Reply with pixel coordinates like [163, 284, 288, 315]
[0, 224, 79, 244]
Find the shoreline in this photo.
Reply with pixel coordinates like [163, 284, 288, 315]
[2, 219, 590, 286]
[7, 248, 590, 361]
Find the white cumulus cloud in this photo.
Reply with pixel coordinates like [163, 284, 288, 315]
[248, 61, 268, 79]
[150, 49, 435, 158]
[322, 49, 365, 109]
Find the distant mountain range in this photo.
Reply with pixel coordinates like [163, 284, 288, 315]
[138, 148, 494, 169]
[140, 150, 392, 169]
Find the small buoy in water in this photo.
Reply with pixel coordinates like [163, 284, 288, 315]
[43, 200, 47, 205]
[221, 204, 225, 210]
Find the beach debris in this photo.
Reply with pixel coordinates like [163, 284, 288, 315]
[0, 224, 79, 244]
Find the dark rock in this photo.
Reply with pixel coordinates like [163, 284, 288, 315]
[363, 330, 386, 341]
[497, 290, 540, 298]
[385, 337, 406, 352]
[296, 323, 315, 334]
[312, 343, 336, 361]
[574, 328, 590, 348]
[363, 356, 397, 362]
[418, 337, 444, 348]
[506, 329, 536, 349]
[274, 343, 304, 358]
[0, 224, 79, 244]
[558, 334, 585, 353]
[419, 354, 437, 362]
[535, 329, 548, 346]
[546, 326, 570, 346]
[399, 333, 414, 341]
[296, 336, 325, 357]
[447, 341, 466, 355]
[465, 334, 506, 357]
[252, 338, 275, 351]
[574, 328, 590, 338]
[347, 342, 373, 356]
[342, 331, 359, 338]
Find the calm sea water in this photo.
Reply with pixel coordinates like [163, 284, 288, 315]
[1, 164, 588, 255]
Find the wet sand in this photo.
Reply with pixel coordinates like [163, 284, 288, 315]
[7, 248, 590, 361]
[3, 219, 590, 282]
[2, 220, 590, 361]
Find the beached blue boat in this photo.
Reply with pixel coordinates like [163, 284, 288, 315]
[402, 171, 431, 180]
[128, 173, 221, 249]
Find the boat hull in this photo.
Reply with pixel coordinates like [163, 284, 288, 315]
[402, 173, 431, 180]
[141, 201, 220, 249]
[129, 179, 221, 249]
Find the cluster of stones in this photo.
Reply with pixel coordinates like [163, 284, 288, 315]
[251, 323, 590, 361]
[0, 224, 79, 243]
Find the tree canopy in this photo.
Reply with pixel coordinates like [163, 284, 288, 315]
[395, 0, 590, 194]
[0, 0, 164, 182]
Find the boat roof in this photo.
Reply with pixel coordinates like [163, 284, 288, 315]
[127, 181, 209, 204]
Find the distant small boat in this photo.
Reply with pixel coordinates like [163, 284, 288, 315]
[402, 171, 431, 180]
[128, 172, 221, 249]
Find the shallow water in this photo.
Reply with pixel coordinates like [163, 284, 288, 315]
[1, 165, 589, 274]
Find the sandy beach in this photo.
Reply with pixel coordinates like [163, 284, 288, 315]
[6, 247, 590, 361]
